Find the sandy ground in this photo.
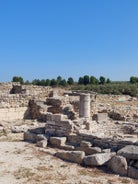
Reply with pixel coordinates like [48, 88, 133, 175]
[0, 140, 138, 184]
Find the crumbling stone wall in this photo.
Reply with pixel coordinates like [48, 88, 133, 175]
[0, 83, 51, 121]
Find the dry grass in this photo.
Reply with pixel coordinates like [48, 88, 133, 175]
[14, 167, 36, 180]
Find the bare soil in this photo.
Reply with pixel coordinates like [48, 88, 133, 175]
[0, 139, 138, 184]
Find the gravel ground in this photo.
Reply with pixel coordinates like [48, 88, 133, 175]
[0, 141, 138, 184]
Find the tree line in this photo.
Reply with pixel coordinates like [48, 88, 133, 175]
[12, 75, 111, 86]
[11, 75, 138, 97]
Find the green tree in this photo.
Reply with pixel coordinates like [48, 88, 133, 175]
[57, 76, 62, 85]
[99, 76, 105, 85]
[78, 77, 84, 85]
[45, 79, 51, 86]
[67, 77, 74, 85]
[50, 79, 57, 86]
[32, 79, 41, 85]
[83, 75, 90, 85]
[130, 76, 138, 84]
[106, 78, 111, 84]
[90, 76, 98, 85]
[12, 76, 24, 84]
[59, 79, 67, 86]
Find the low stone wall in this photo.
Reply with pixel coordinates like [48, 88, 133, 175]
[0, 107, 28, 121]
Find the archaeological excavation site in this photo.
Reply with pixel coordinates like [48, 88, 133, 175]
[0, 82, 138, 183]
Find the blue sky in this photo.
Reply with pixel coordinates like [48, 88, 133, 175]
[0, 0, 138, 82]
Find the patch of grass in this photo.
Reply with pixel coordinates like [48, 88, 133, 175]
[14, 167, 36, 180]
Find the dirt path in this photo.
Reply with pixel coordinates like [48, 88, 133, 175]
[0, 141, 138, 184]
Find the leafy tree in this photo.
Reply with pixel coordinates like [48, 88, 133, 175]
[83, 75, 90, 85]
[24, 80, 30, 85]
[78, 77, 84, 85]
[32, 79, 41, 85]
[45, 79, 51, 86]
[50, 79, 57, 86]
[59, 79, 67, 86]
[90, 76, 98, 85]
[99, 76, 105, 85]
[130, 76, 138, 84]
[12, 76, 24, 84]
[67, 77, 74, 85]
[57, 76, 62, 84]
[106, 78, 111, 84]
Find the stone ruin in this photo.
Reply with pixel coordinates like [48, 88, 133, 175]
[0, 82, 138, 179]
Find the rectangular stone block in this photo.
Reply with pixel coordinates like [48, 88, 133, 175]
[97, 113, 108, 122]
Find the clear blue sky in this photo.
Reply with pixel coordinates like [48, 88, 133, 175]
[0, 0, 138, 82]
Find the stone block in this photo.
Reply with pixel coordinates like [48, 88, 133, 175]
[29, 127, 45, 134]
[97, 113, 108, 122]
[80, 141, 92, 148]
[108, 156, 127, 176]
[117, 145, 138, 160]
[36, 140, 47, 148]
[36, 134, 47, 142]
[128, 166, 138, 179]
[55, 151, 85, 164]
[84, 152, 116, 166]
[24, 131, 37, 143]
[49, 137, 67, 147]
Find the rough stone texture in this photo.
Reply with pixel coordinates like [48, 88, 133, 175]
[49, 137, 67, 147]
[96, 113, 108, 122]
[36, 140, 47, 148]
[45, 118, 74, 136]
[36, 134, 47, 142]
[55, 151, 85, 164]
[80, 141, 92, 148]
[29, 127, 45, 134]
[24, 131, 37, 143]
[0, 107, 28, 121]
[108, 155, 128, 176]
[76, 146, 102, 155]
[79, 93, 90, 118]
[84, 153, 116, 166]
[117, 145, 138, 160]
[128, 166, 138, 179]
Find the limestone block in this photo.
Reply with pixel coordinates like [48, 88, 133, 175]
[36, 140, 47, 148]
[108, 156, 128, 176]
[29, 127, 45, 134]
[128, 166, 138, 179]
[84, 152, 116, 166]
[24, 131, 37, 143]
[36, 134, 47, 142]
[97, 113, 108, 122]
[49, 137, 67, 147]
[117, 145, 138, 160]
[80, 141, 92, 148]
[56, 151, 85, 164]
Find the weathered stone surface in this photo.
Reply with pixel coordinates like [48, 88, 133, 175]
[96, 113, 108, 122]
[55, 151, 85, 164]
[49, 137, 67, 147]
[12, 125, 28, 133]
[117, 145, 138, 160]
[128, 166, 138, 179]
[24, 131, 37, 143]
[36, 140, 47, 148]
[108, 156, 127, 176]
[29, 127, 45, 134]
[84, 152, 116, 166]
[80, 141, 92, 148]
[36, 134, 47, 142]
